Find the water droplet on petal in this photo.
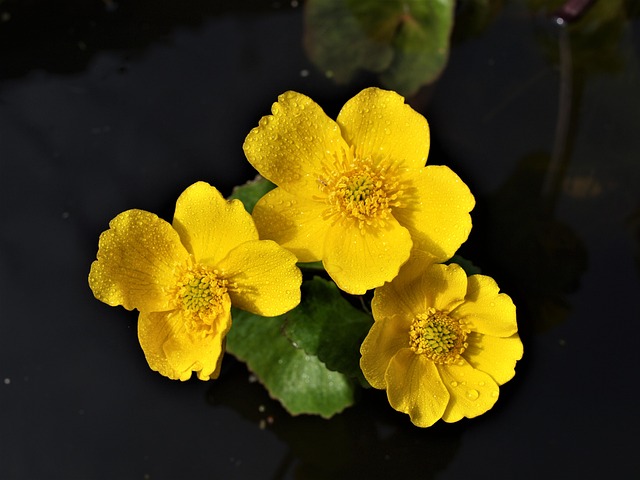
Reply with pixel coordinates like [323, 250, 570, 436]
[466, 389, 479, 400]
[450, 381, 458, 387]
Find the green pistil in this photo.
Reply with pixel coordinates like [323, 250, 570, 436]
[409, 308, 469, 364]
[348, 176, 373, 202]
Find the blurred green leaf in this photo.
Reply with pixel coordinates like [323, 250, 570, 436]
[283, 277, 373, 385]
[304, 0, 394, 82]
[228, 175, 275, 214]
[226, 308, 356, 418]
[304, 0, 455, 95]
[379, 0, 456, 95]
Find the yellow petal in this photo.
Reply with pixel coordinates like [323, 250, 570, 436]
[360, 316, 411, 389]
[394, 165, 474, 261]
[423, 263, 469, 312]
[371, 250, 435, 320]
[172, 181, 258, 265]
[323, 218, 412, 295]
[243, 91, 350, 196]
[217, 240, 302, 316]
[452, 274, 518, 337]
[138, 307, 232, 381]
[437, 360, 500, 423]
[373, 261, 467, 320]
[89, 209, 188, 312]
[464, 332, 523, 385]
[336, 87, 430, 170]
[371, 282, 416, 327]
[385, 349, 449, 427]
[252, 187, 328, 262]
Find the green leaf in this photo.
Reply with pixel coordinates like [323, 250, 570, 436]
[379, 0, 456, 95]
[228, 175, 276, 214]
[303, 0, 394, 82]
[297, 261, 326, 271]
[226, 308, 356, 418]
[283, 277, 373, 385]
[304, 0, 455, 95]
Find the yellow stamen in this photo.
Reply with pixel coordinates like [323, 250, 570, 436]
[317, 148, 404, 231]
[176, 263, 230, 337]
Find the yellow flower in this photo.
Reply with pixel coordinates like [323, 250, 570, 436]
[360, 258, 523, 427]
[89, 181, 302, 381]
[243, 87, 475, 294]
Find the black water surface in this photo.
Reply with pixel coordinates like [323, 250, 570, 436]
[1, 1, 638, 478]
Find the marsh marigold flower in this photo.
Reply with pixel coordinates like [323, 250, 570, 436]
[89, 182, 302, 381]
[360, 259, 523, 427]
[243, 87, 474, 294]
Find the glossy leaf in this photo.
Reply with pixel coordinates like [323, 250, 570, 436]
[283, 277, 373, 384]
[226, 308, 356, 418]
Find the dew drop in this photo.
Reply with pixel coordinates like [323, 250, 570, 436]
[491, 391, 499, 398]
[478, 381, 485, 386]
[466, 389, 479, 400]
[450, 381, 458, 387]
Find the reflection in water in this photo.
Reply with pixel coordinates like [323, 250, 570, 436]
[469, 2, 635, 334]
[479, 153, 588, 333]
[631, 207, 640, 278]
[452, 0, 504, 43]
[480, 2, 634, 335]
[0, 0, 290, 79]
[208, 359, 460, 480]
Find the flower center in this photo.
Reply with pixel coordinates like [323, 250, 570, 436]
[176, 264, 231, 337]
[347, 175, 374, 203]
[317, 150, 403, 231]
[409, 308, 469, 364]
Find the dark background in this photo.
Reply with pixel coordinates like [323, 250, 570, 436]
[1, 0, 639, 478]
